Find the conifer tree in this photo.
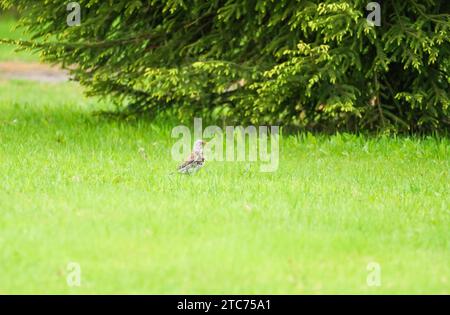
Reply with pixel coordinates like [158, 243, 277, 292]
[1, 0, 449, 132]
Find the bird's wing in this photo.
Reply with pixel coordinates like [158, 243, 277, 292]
[178, 152, 195, 170]
[177, 152, 205, 172]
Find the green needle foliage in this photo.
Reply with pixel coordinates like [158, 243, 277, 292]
[1, 0, 449, 133]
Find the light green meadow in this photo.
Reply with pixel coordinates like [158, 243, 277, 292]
[0, 78, 449, 294]
[0, 14, 449, 295]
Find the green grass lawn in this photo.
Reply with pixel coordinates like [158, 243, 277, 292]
[0, 79, 449, 294]
[0, 13, 449, 295]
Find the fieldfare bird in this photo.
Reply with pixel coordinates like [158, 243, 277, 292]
[177, 139, 207, 174]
